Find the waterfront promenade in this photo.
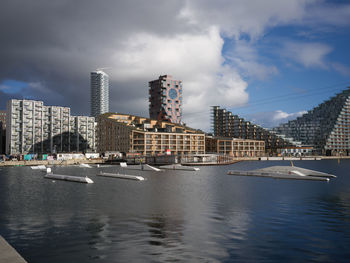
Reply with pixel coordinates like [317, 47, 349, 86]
[1, 156, 349, 167]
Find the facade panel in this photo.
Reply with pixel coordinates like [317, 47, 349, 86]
[274, 88, 350, 155]
[211, 106, 291, 152]
[149, 75, 182, 124]
[97, 113, 204, 155]
[6, 99, 96, 155]
[91, 70, 109, 118]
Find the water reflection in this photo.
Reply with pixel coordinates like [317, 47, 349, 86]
[0, 161, 350, 262]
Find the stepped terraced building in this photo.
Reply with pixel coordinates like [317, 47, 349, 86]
[211, 106, 291, 153]
[97, 113, 205, 155]
[273, 87, 350, 155]
[6, 99, 96, 155]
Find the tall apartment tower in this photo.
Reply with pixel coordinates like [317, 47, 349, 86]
[149, 75, 182, 124]
[6, 99, 96, 155]
[91, 70, 109, 118]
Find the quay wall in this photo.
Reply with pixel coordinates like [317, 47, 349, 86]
[0, 159, 104, 167]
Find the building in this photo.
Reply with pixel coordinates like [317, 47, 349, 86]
[0, 110, 6, 154]
[206, 136, 265, 157]
[273, 87, 350, 155]
[91, 70, 109, 117]
[6, 99, 96, 155]
[97, 113, 205, 155]
[149, 75, 182, 124]
[211, 106, 291, 153]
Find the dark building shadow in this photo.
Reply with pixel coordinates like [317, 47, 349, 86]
[28, 132, 91, 154]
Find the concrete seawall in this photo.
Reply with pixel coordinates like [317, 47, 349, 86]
[0, 236, 27, 263]
[0, 159, 104, 167]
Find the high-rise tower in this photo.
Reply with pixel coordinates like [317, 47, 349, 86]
[149, 75, 182, 123]
[91, 70, 109, 117]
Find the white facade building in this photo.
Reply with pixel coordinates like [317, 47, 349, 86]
[91, 70, 109, 117]
[6, 99, 96, 155]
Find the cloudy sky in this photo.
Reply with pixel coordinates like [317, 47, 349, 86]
[1, 0, 350, 131]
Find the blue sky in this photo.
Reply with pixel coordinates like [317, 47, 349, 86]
[221, 18, 350, 127]
[0, 0, 350, 131]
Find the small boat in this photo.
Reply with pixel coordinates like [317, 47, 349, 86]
[227, 165, 336, 182]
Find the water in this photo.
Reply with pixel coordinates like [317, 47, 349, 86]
[0, 160, 350, 262]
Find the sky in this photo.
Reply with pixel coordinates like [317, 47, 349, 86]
[0, 0, 350, 131]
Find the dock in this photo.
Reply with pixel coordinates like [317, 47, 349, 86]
[0, 236, 27, 263]
[228, 165, 335, 181]
[44, 173, 94, 183]
[97, 172, 144, 181]
[159, 164, 200, 171]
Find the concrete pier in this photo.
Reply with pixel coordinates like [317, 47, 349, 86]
[0, 236, 27, 263]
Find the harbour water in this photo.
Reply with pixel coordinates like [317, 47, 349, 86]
[0, 160, 349, 262]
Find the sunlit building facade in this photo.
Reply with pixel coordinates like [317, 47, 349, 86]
[206, 136, 265, 157]
[91, 70, 109, 118]
[97, 113, 205, 155]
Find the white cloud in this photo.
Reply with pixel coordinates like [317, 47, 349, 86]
[109, 27, 248, 130]
[2, 0, 349, 128]
[249, 110, 307, 128]
[331, 62, 350, 76]
[302, 3, 350, 27]
[179, 0, 312, 38]
[282, 41, 332, 68]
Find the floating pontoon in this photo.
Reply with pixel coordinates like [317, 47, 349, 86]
[44, 168, 94, 183]
[159, 164, 200, 171]
[123, 164, 161, 172]
[31, 165, 46, 170]
[97, 171, 145, 181]
[227, 166, 336, 182]
[79, 163, 93, 168]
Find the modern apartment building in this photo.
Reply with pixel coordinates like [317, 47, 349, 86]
[6, 99, 96, 155]
[273, 87, 350, 155]
[149, 75, 182, 124]
[97, 113, 205, 155]
[206, 136, 265, 157]
[211, 106, 292, 153]
[91, 70, 109, 117]
[0, 110, 6, 154]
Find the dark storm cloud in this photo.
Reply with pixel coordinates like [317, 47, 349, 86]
[0, 0, 187, 115]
